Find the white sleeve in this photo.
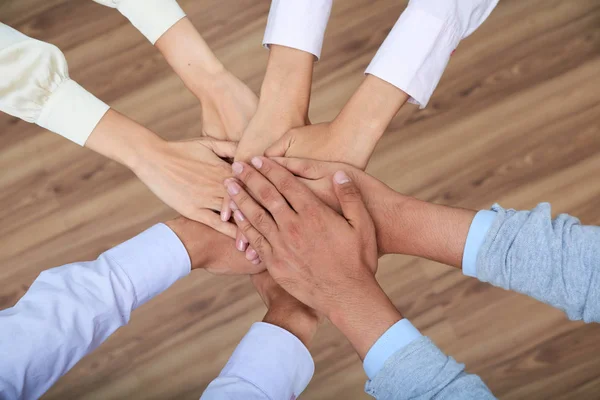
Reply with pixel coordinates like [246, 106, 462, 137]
[93, 0, 186, 44]
[262, 0, 333, 60]
[365, 0, 499, 108]
[0, 23, 110, 145]
[0, 224, 190, 400]
[201, 322, 314, 400]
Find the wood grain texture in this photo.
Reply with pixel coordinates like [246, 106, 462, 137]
[1, 0, 599, 398]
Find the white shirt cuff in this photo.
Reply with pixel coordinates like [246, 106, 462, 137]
[263, 0, 332, 60]
[219, 322, 314, 399]
[462, 210, 498, 278]
[103, 223, 191, 308]
[363, 319, 422, 380]
[365, 3, 461, 108]
[117, 0, 186, 44]
[37, 79, 110, 146]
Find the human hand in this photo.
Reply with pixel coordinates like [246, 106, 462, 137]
[221, 45, 314, 252]
[164, 216, 264, 274]
[251, 272, 321, 347]
[225, 157, 378, 315]
[133, 137, 238, 238]
[265, 122, 371, 170]
[225, 157, 402, 358]
[272, 157, 476, 268]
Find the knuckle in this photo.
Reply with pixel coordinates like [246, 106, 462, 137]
[252, 209, 271, 231]
[340, 184, 361, 199]
[277, 177, 295, 193]
[258, 186, 277, 204]
[252, 235, 266, 253]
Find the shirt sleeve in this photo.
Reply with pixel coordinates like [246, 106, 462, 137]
[92, 0, 186, 44]
[365, 0, 499, 108]
[0, 23, 110, 146]
[201, 322, 314, 400]
[476, 203, 600, 323]
[365, 336, 495, 399]
[262, 0, 333, 60]
[0, 223, 190, 400]
[462, 210, 498, 278]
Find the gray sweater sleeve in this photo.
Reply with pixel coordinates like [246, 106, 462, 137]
[365, 337, 495, 399]
[477, 203, 600, 322]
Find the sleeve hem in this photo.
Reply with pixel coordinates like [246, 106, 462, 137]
[364, 4, 462, 108]
[37, 79, 110, 146]
[117, 0, 186, 44]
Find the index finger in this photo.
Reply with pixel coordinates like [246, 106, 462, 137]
[248, 156, 324, 213]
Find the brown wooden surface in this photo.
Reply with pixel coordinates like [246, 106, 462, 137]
[1, 0, 600, 399]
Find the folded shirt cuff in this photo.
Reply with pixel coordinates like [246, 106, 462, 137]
[104, 223, 191, 308]
[219, 322, 314, 399]
[363, 318, 422, 380]
[117, 0, 186, 44]
[37, 79, 110, 146]
[462, 210, 498, 278]
[263, 0, 332, 60]
[365, 4, 461, 108]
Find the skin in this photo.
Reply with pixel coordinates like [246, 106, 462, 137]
[155, 17, 258, 141]
[265, 75, 410, 170]
[270, 157, 476, 268]
[85, 109, 238, 238]
[220, 44, 315, 253]
[225, 157, 403, 359]
[163, 216, 263, 275]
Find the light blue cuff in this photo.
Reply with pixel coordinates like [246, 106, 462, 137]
[462, 210, 498, 278]
[363, 319, 422, 379]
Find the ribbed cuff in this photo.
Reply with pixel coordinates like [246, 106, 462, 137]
[118, 0, 186, 44]
[104, 223, 191, 308]
[37, 79, 110, 146]
[219, 322, 314, 399]
[363, 319, 422, 379]
[365, 4, 461, 108]
[263, 0, 332, 60]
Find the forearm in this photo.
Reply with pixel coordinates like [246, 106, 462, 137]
[370, 189, 475, 269]
[262, 297, 319, 348]
[154, 17, 224, 98]
[259, 44, 314, 126]
[331, 75, 409, 168]
[476, 203, 600, 322]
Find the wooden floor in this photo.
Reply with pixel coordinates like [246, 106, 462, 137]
[1, 0, 600, 398]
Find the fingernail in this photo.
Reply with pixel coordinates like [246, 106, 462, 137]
[246, 248, 257, 260]
[226, 181, 241, 196]
[221, 209, 230, 221]
[237, 239, 246, 251]
[230, 201, 238, 211]
[234, 210, 245, 222]
[252, 259, 261, 265]
[251, 157, 263, 169]
[232, 162, 243, 175]
[334, 170, 351, 184]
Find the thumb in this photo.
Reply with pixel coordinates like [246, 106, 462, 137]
[202, 139, 238, 159]
[264, 131, 293, 157]
[332, 171, 373, 233]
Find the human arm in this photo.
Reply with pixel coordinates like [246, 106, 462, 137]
[201, 273, 320, 400]
[265, 0, 500, 168]
[0, 217, 261, 400]
[0, 23, 241, 237]
[272, 158, 600, 323]
[93, 0, 258, 141]
[225, 157, 494, 399]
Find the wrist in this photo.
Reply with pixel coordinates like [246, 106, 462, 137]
[263, 301, 320, 348]
[328, 279, 403, 359]
[164, 217, 211, 270]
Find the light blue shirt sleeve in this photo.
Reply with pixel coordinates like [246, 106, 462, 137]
[363, 319, 423, 379]
[0, 223, 190, 400]
[462, 210, 498, 278]
[202, 322, 314, 400]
